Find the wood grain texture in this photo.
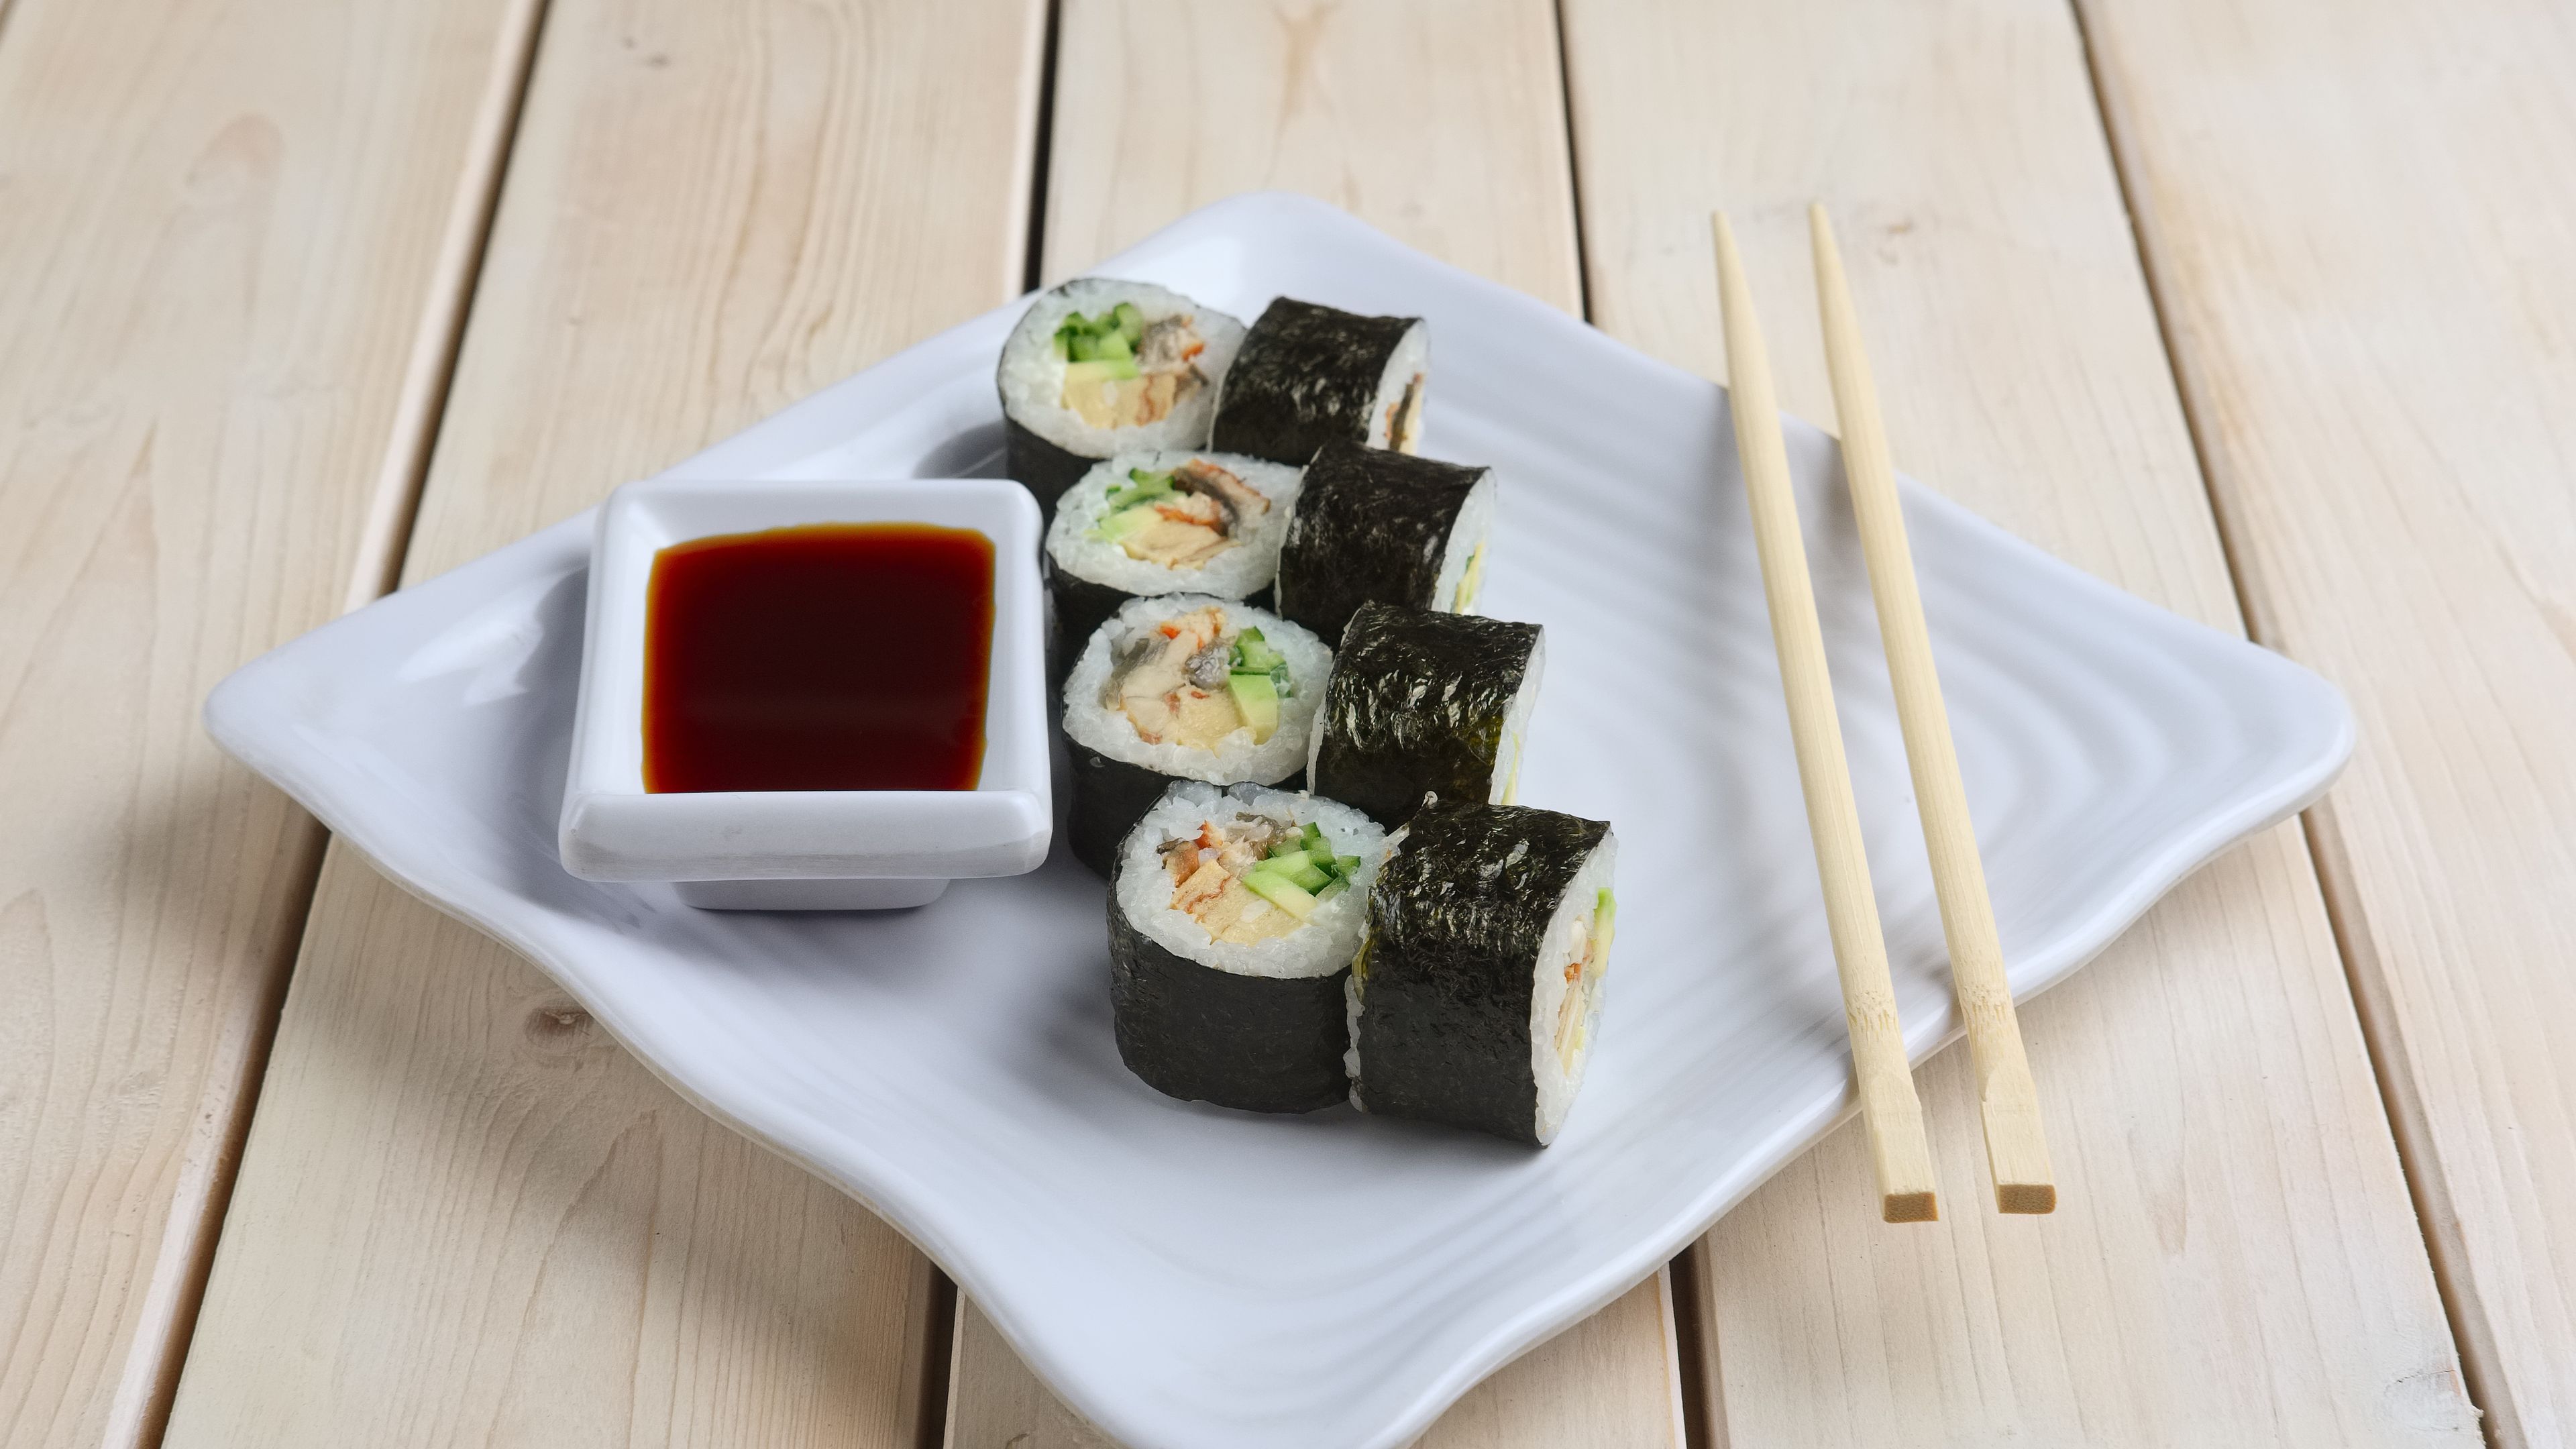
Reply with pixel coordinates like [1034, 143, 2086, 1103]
[156, 1, 1046, 1445]
[2078, 0, 2576, 1440]
[944, 1272, 1684, 1449]
[1559, 0, 2479, 1442]
[1038, 0, 1582, 305]
[0, 1, 525, 1445]
[943, 3, 1682, 1444]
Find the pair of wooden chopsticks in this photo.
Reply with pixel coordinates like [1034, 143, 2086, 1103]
[1712, 207, 2055, 1222]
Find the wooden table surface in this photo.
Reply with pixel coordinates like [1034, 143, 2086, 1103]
[4, 0, 2566, 1444]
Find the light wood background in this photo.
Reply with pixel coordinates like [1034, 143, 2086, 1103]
[2081, 0, 2576, 1441]
[4, 0, 2566, 1444]
[160, 0, 1042, 1444]
[1562, 1, 2474, 1442]
[0, 1, 523, 1446]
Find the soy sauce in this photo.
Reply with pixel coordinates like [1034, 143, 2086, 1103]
[643, 523, 994, 793]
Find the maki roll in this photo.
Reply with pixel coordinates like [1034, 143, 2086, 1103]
[1272, 439, 1493, 644]
[1062, 594, 1332, 875]
[1111, 784, 1391, 1113]
[998, 280, 1247, 517]
[1211, 299, 1428, 464]
[1043, 450, 1303, 673]
[1308, 602, 1543, 827]
[1347, 803, 1619, 1146]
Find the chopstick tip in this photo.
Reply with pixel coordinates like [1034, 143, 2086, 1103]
[1883, 1190, 1939, 1224]
[1809, 203, 1839, 260]
[1996, 1182, 2058, 1215]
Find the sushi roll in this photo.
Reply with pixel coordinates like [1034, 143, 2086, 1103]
[1062, 594, 1332, 875]
[1211, 299, 1429, 464]
[1272, 440, 1493, 645]
[1308, 602, 1543, 827]
[1111, 784, 1392, 1113]
[998, 280, 1247, 517]
[1346, 803, 1619, 1146]
[1043, 450, 1303, 674]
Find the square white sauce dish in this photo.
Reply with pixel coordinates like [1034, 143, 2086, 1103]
[558, 476, 1050, 910]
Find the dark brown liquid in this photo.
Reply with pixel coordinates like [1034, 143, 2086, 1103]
[643, 523, 994, 793]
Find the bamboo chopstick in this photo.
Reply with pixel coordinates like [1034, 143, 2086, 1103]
[1808, 205, 2057, 1214]
[1710, 211, 1938, 1224]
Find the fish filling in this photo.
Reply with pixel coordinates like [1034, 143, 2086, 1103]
[1162, 814, 1365, 945]
[1103, 606, 1293, 749]
[1056, 302, 1211, 429]
[1085, 458, 1271, 569]
[1386, 371, 1426, 451]
[1551, 889, 1617, 1071]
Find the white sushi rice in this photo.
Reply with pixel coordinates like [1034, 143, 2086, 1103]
[1491, 629, 1544, 805]
[1044, 450, 1304, 598]
[1362, 320, 1431, 451]
[1338, 820, 1412, 1093]
[1428, 472, 1499, 615]
[1116, 784, 1389, 981]
[1342, 823, 1614, 1140]
[999, 280, 1246, 460]
[1528, 833, 1618, 1144]
[1063, 593, 1332, 786]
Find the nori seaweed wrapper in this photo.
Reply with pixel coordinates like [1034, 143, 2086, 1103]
[1273, 440, 1486, 643]
[1066, 741, 1305, 876]
[1067, 742, 1178, 877]
[1110, 904, 1350, 1114]
[1212, 299, 1421, 464]
[1352, 804, 1611, 1144]
[1004, 415, 1097, 522]
[1049, 569, 1133, 688]
[1311, 602, 1540, 826]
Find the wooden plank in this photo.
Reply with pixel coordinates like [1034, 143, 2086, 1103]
[2077, 0, 2576, 1440]
[943, 3, 1684, 1445]
[0, 1, 531, 1446]
[155, 1, 1046, 1445]
[945, 1273, 1684, 1449]
[1556, 0, 2480, 1442]
[1037, 0, 1583, 303]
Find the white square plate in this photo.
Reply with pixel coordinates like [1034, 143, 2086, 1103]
[205, 194, 2351, 1449]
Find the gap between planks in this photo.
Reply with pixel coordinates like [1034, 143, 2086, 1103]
[131, 5, 555, 1440]
[1555, 0, 2474, 1442]
[140, 3, 558, 1435]
[952, 2, 1686, 1445]
[908, 3, 1067, 1442]
[0, 0, 555, 1445]
[2062, 5, 2503, 1442]
[158, 3, 1053, 1448]
[341, 0, 556, 613]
